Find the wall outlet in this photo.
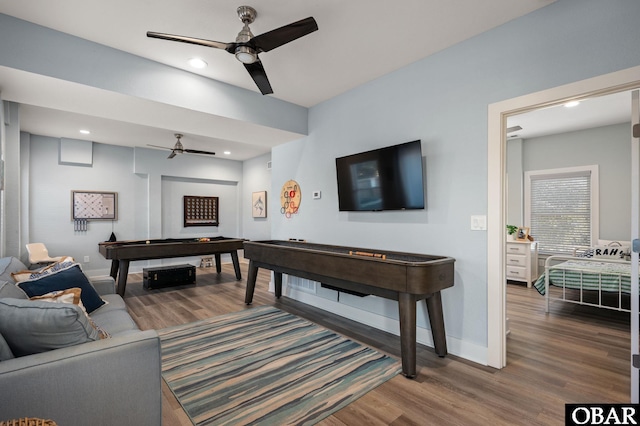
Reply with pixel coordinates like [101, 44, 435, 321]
[312, 190, 321, 199]
[84, 256, 90, 263]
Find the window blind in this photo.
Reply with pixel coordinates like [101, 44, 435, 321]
[529, 174, 591, 254]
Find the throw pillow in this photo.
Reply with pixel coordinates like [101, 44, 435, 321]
[31, 288, 110, 339]
[11, 256, 74, 282]
[0, 298, 100, 357]
[0, 280, 28, 299]
[580, 244, 629, 260]
[0, 257, 29, 283]
[17, 263, 106, 313]
[31, 287, 83, 306]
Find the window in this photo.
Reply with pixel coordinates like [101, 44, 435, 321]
[524, 166, 599, 255]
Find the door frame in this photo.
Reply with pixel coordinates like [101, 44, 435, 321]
[487, 65, 640, 369]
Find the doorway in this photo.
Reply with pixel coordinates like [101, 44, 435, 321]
[487, 65, 640, 372]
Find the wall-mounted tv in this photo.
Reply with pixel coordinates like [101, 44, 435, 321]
[335, 140, 425, 212]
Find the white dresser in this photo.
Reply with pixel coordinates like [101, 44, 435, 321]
[505, 240, 538, 287]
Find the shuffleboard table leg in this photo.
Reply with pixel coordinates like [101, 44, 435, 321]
[230, 251, 242, 280]
[214, 254, 222, 274]
[116, 260, 130, 297]
[398, 292, 417, 379]
[425, 291, 448, 357]
[245, 261, 258, 304]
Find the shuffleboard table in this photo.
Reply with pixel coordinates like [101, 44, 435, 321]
[243, 240, 455, 378]
[98, 236, 245, 297]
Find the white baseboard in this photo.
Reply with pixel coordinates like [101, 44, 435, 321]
[285, 285, 488, 366]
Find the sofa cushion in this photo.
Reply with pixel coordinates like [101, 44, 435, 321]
[17, 263, 106, 313]
[90, 298, 140, 337]
[0, 257, 28, 283]
[0, 298, 100, 357]
[0, 332, 14, 361]
[0, 280, 28, 299]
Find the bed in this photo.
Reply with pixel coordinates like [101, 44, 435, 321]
[532, 241, 633, 312]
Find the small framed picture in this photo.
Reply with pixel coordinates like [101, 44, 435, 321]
[252, 191, 267, 218]
[516, 226, 530, 241]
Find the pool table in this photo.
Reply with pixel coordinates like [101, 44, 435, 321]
[98, 236, 245, 296]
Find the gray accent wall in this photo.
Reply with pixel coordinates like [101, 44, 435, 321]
[520, 123, 631, 241]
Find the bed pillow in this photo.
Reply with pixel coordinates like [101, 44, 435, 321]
[17, 263, 106, 313]
[0, 297, 100, 357]
[579, 244, 629, 260]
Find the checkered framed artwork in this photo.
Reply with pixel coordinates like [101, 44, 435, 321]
[183, 196, 219, 227]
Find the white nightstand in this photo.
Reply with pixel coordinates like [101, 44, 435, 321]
[506, 240, 538, 287]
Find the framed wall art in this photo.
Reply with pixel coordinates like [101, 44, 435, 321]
[252, 191, 267, 218]
[72, 190, 117, 220]
[184, 195, 219, 227]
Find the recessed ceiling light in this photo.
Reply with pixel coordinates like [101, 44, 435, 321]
[188, 58, 208, 69]
[564, 100, 580, 108]
[79, 129, 91, 135]
[223, 151, 231, 155]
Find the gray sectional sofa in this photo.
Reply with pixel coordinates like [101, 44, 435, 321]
[0, 257, 162, 426]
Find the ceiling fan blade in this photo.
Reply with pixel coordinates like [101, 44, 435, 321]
[147, 144, 173, 150]
[244, 60, 273, 95]
[167, 150, 177, 159]
[147, 31, 229, 50]
[184, 149, 216, 156]
[250, 17, 318, 53]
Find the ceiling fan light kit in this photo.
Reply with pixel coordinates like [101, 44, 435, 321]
[147, 5, 318, 95]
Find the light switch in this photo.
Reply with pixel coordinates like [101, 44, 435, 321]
[471, 215, 487, 231]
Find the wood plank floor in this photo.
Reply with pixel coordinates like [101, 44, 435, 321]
[123, 261, 630, 425]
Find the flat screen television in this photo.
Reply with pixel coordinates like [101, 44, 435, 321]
[335, 140, 425, 211]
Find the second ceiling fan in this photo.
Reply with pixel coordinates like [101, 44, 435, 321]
[148, 134, 216, 159]
[147, 6, 318, 95]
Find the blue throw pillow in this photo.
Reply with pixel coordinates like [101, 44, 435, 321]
[17, 263, 106, 313]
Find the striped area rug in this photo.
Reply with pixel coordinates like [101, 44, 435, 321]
[159, 305, 401, 425]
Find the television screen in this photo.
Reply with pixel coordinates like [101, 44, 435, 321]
[335, 140, 425, 211]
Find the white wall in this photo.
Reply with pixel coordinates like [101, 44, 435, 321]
[242, 152, 272, 241]
[4, 0, 640, 367]
[26, 134, 244, 275]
